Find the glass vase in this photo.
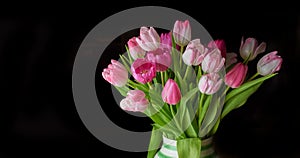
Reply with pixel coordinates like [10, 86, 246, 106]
[154, 136, 217, 158]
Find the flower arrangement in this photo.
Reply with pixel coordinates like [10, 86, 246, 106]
[102, 20, 283, 158]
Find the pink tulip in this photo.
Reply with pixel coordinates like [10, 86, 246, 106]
[146, 47, 172, 72]
[127, 37, 146, 60]
[257, 51, 282, 76]
[182, 39, 208, 66]
[160, 32, 172, 48]
[198, 73, 222, 95]
[131, 58, 156, 84]
[208, 39, 227, 58]
[161, 79, 181, 105]
[240, 37, 266, 61]
[225, 62, 248, 88]
[136, 27, 160, 51]
[173, 20, 191, 46]
[120, 90, 149, 112]
[225, 53, 238, 68]
[102, 59, 128, 87]
[202, 48, 225, 73]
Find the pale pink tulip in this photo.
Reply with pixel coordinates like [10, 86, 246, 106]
[173, 20, 191, 46]
[208, 39, 227, 58]
[120, 90, 149, 112]
[202, 48, 225, 73]
[146, 47, 172, 72]
[198, 73, 222, 95]
[136, 27, 160, 51]
[257, 51, 282, 76]
[102, 59, 128, 87]
[240, 37, 266, 61]
[161, 79, 181, 105]
[182, 39, 208, 66]
[131, 58, 156, 84]
[225, 62, 248, 88]
[127, 37, 146, 60]
[225, 53, 238, 68]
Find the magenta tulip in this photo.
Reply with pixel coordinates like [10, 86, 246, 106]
[146, 47, 172, 72]
[127, 37, 146, 60]
[257, 51, 283, 76]
[225, 62, 248, 88]
[208, 39, 227, 58]
[182, 39, 208, 66]
[202, 48, 225, 73]
[120, 90, 149, 112]
[240, 37, 266, 61]
[136, 27, 160, 51]
[198, 73, 222, 95]
[173, 20, 191, 46]
[102, 59, 128, 87]
[131, 58, 156, 84]
[162, 79, 181, 105]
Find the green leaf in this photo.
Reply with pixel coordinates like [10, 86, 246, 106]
[125, 45, 133, 64]
[114, 86, 130, 97]
[175, 72, 188, 94]
[177, 138, 201, 158]
[119, 54, 131, 74]
[152, 123, 178, 137]
[225, 73, 277, 102]
[199, 95, 223, 137]
[147, 126, 162, 158]
[221, 82, 263, 119]
[178, 87, 199, 136]
[182, 108, 198, 138]
[148, 84, 165, 113]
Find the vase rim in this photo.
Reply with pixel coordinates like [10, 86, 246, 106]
[162, 135, 214, 144]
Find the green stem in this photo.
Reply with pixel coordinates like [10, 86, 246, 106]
[196, 65, 202, 82]
[126, 82, 135, 89]
[160, 71, 164, 86]
[199, 94, 210, 127]
[209, 116, 220, 136]
[183, 65, 191, 80]
[180, 45, 184, 68]
[180, 45, 184, 53]
[198, 93, 205, 128]
[247, 72, 259, 82]
[223, 86, 230, 96]
[147, 82, 153, 89]
[170, 105, 181, 130]
[128, 80, 148, 92]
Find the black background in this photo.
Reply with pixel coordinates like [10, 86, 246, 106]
[1, 2, 300, 158]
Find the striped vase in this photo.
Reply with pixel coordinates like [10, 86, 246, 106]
[154, 136, 217, 158]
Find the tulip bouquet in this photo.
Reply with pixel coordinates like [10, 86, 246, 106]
[102, 20, 283, 158]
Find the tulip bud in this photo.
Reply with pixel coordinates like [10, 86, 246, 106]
[120, 90, 149, 112]
[182, 39, 208, 66]
[208, 39, 227, 58]
[173, 20, 191, 46]
[240, 37, 266, 61]
[202, 48, 225, 73]
[257, 51, 282, 76]
[102, 59, 128, 87]
[161, 79, 181, 105]
[225, 53, 238, 68]
[127, 37, 146, 60]
[198, 73, 222, 95]
[146, 48, 172, 72]
[225, 62, 248, 88]
[136, 27, 160, 51]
